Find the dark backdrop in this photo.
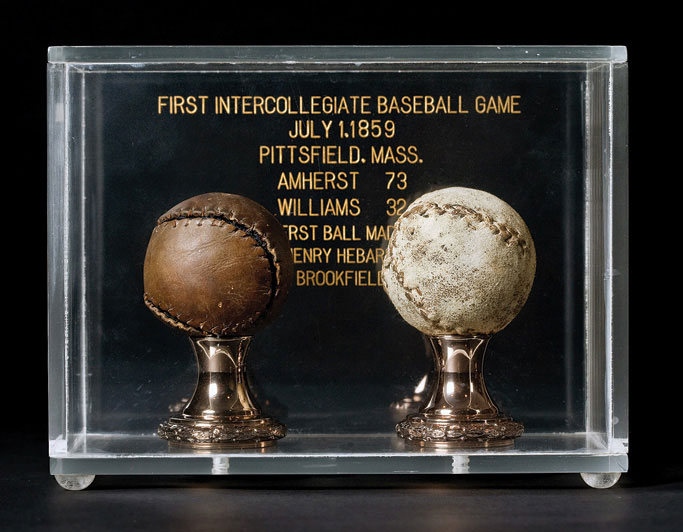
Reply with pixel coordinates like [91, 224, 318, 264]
[4, 0, 668, 503]
[77, 67, 583, 434]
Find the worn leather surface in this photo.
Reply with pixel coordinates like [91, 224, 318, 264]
[143, 192, 293, 336]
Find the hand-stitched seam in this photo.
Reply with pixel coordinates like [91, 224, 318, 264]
[154, 210, 280, 335]
[384, 199, 531, 334]
[383, 252, 441, 330]
[402, 202, 529, 256]
[144, 294, 204, 335]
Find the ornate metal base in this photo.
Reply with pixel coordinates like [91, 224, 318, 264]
[158, 336, 286, 448]
[396, 335, 523, 448]
[159, 416, 286, 448]
[397, 414, 523, 448]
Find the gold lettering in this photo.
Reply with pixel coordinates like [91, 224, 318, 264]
[323, 225, 361, 241]
[365, 225, 394, 240]
[158, 95, 208, 114]
[295, 269, 383, 287]
[259, 145, 361, 165]
[158, 96, 169, 114]
[376, 95, 465, 114]
[475, 95, 522, 114]
[277, 198, 361, 217]
[371, 145, 420, 164]
[277, 171, 358, 191]
[336, 247, 385, 264]
[291, 247, 332, 264]
[282, 224, 318, 241]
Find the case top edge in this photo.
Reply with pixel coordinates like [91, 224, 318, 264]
[47, 45, 628, 64]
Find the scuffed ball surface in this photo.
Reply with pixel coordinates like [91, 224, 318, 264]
[382, 187, 536, 336]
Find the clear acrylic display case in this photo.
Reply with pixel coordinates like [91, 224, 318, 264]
[47, 46, 628, 490]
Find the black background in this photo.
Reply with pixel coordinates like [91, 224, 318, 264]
[4, 3, 675, 530]
[89, 68, 585, 434]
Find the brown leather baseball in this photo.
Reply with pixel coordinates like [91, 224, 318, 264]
[143, 192, 293, 337]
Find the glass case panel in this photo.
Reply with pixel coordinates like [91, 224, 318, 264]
[47, 46, 628, 477]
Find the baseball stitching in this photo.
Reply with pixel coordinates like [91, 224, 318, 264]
[401, 202, 530, 255]
[383, 201, 530, 333]
[145, 207, 281, 336]
[384, 256, 435, 325]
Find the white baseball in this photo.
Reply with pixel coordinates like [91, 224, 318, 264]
[382, 187, 536, 336]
